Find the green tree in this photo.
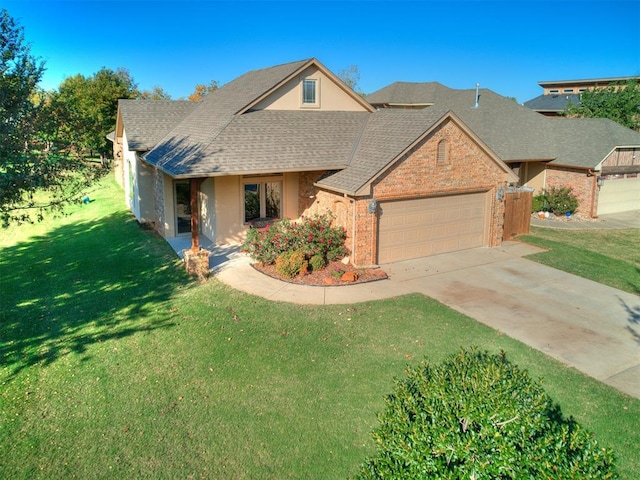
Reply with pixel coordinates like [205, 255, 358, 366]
[566, 79, 640, 131]
[0, 9, 103, 226]
[53, 67, 137, 161]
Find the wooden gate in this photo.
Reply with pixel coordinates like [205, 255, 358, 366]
[503, 187, 533, 240]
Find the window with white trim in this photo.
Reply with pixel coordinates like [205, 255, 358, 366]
[302, 78, 318, 106]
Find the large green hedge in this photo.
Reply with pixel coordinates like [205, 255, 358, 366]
[355, 348, 617, 479]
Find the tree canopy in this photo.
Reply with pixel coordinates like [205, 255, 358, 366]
[566, 79, 640, 131]
[0, 9, 104, 226]
[51, 67, 138, 160]
[138, 85, 172, 100]
[337, 65, 364, 96]
[188, 80, 219, 101]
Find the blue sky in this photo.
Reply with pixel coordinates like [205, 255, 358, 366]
[4, 0, 640, 104]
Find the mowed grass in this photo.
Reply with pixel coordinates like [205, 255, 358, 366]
[520, 226, 640, 295]
[1, 175, 639, 479]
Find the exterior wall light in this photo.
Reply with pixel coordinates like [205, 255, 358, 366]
[496, 186, 505, 201]
[368, 198, 378, 214]
[597, 177, 604, 188]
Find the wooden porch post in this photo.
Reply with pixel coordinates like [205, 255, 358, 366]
[190, 178, 204, 252]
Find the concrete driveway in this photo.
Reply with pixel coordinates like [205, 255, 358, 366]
[379, 244, 640, 399]
[215, 242, 640, 399]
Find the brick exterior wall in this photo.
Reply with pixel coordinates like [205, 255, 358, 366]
[545, 166, 596, 217]
[297, 119, 513, 267]
[298, 171, 357, 256]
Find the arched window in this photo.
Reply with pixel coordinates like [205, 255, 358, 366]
[437, 140, 448, 164]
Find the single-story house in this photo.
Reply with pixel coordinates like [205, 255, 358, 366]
[112, 58, 519, 266]
[367, 82, 640, 216]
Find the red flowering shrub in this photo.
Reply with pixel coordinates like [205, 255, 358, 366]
[241, 213, 348, 268]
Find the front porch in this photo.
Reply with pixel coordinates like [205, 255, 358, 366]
[166, 235, 242, 274]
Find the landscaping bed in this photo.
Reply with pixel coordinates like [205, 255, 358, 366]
[252, 260, 388, 286]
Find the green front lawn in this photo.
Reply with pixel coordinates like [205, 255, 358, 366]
[520, 227, 640, 295]
[1, 176, 639, 479]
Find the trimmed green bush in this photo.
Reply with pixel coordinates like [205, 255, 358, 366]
[531, 193, 546, 213]
[532, 187, 579, 215]
[355, 348, 617, 480]
[309, 254, 326, 272]
[275, 250, 308, 279]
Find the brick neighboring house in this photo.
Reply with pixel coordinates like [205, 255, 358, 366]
[367, 82, 640, 217]
[112, 58, 517, 266]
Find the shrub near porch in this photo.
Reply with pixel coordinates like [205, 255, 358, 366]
[241, 213, 348, 275]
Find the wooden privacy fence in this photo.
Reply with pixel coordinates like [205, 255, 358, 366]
[503, 186, 533, 240]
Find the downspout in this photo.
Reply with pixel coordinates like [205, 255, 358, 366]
[349, 194, 357, 268]
[588, 169, 598, 218]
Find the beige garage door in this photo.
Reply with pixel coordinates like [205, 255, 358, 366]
[378, 192, 488, 264]
[597, 176, 640, 215]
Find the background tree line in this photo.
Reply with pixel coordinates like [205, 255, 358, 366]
[0, 9, 217, 225]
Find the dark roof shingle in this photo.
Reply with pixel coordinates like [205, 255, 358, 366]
[119, 99, 196, 151]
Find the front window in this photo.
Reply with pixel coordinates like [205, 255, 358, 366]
[302, 79, 317, 105]
[244, 181, 282, 224]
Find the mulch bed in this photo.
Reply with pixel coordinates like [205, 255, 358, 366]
[251, 260, 388, 286]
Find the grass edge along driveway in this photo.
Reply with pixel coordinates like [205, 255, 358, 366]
[1, 176, 639, 479]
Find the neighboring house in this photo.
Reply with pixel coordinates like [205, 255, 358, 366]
[523, 76, 639, 116]
[367, 81, 640, 216]
[112, 58, 518, 266]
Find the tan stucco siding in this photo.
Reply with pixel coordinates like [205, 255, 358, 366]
[200, 178, 215, 242]
[214, 176, 242, 244]
[522, 161, 546, 193]
[213, 174, 300, 244]
[162, 173, 176, 237]
[252, 65, 368, 112]
[122, 131, 136, 213]
[283, 172, 299, 219]
[137, 159, 155, 224]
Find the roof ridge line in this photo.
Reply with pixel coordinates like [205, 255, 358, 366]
[347, 112, 373, 166]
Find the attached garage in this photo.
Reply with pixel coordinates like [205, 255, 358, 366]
[377, 192, 489, 264]
[597, 175, 640, 215]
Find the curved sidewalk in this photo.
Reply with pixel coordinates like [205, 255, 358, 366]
[214, 242, 640, 399]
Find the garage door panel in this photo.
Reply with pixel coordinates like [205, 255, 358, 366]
[378, 192, 487, 264]
[597, 177, 640, 215]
